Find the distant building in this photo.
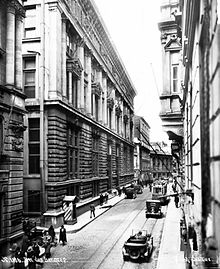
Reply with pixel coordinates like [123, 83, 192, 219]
[150, 142, 172, 180]
[158, 0, 183, 177]
[22, 0, 136, 227]
[133, 116, 151, 185]
[0, 0, 25, 254]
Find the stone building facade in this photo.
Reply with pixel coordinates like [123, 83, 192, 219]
[22, 0, 136, 227]
[158, 0, 184, 179]
[133, 115, 151, 185]
[159, 0, 220, 267]
[150, 142, 172, 180]
[181, 0, 220, 267]
[0, 0, 26, 254]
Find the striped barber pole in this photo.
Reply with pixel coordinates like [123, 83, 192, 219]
[63, 202, 73, 222]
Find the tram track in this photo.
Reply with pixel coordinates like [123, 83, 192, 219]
[91, 209, 160, 269]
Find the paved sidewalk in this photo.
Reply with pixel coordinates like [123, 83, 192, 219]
[156, 196, 185, 269]
[54, 193, 125, 234]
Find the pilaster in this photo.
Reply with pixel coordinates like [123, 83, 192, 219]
[102, 75, 107, 125]
[6, 5, 15, 86]
[85, 50, 92, 116]
[15, 14, 23, 89]
[97, 69, 103, 123]
[78, 44, 84, 112]
[112, 89, 116, 131]
[61, 15, 67, 99]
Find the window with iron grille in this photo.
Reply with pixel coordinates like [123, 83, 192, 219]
[67, 126, 79, 178]
[28, 118, 40, 174]
[92, 135, 99, 176]
[0, 117, 3, 154]
[23, 57, 36, 98]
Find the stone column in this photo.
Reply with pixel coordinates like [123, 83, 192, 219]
[61, 16, 67, 99]
[86, 50, 92, 115]
[6, 5, 16, 86]
[68, 71, 72, 103]
[121, 104, 124, 137]
[92, 93, 95, 118]
[112, 89, 116, 131]
[78, 44, 84, 112]
[97, 70, 102, 123]
[15, 14, 23, 89]
[102, 75, 107, 125]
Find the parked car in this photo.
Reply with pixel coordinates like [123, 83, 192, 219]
[134, 184, 143, 194]
[122, 230, 153, 261]
[125, 187, 137, 199]
[145, 199, 163, 218]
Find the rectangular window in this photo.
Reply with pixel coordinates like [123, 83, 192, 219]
[0, 117, 3, 154]
[95, 96, 99, 121]
[67, 126, 79, 177]
[92, 135, 99, 176]
[28, 190, 40, 212]
[28, 118, 40, 174]
[123, 146, 127, 173]
[24, 7, 36, 38]
[108, 108, 112, 129]
[72, 75, 78, 108]
[23, 57, 36, 98]
[172, 65, 178, 92]
[116, 116, 120, 133]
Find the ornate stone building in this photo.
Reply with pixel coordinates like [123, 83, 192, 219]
[22, 0, 136, 227]
[150, 142, 172, 180]
[133, 115, 151, 185]
[159, 0, 220, 267]
[0, 0, 26, 255]
[158, 0, 183, 179]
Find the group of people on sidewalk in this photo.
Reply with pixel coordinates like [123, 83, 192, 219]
[6, 219, 68, 269]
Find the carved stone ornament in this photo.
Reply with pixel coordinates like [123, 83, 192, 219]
[115, 105, 122, 116]
[92, 129, 100, 138]
[8, 0, 25, 17]
[12, 137, 23, 152]
[107, 98, 114, 109]
[9, 122, 27, 135]
[123, 114, 129, 124]
[67, 58, 83, 78]
[92, 82, 102, 97]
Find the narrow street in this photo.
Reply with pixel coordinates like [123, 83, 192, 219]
[43, 188, 167, 269]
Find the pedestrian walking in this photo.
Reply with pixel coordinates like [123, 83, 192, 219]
[105, 192, 108, 204]
[100, 193, 104, 206]
[59, 225, 67, 246]
[174, 195, 179, 208]
[42, 230, 52, 258]
[14, 246, 25, 269]
[90, 203, 95, 218]
[21, 232, 30, 253]
[26, 245, 36, 269]
[48, 225, 55, 243]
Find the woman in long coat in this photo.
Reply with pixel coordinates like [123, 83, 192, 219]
[59, 225, 67, 246]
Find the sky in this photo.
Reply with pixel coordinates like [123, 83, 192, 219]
[93, 0, 169, 143]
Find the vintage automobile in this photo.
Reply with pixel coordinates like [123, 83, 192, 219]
[151, 183, 170, 206]
[134, 184, 143, 194]
[145, 199, 163, 218]
[122, 230, 153, 261]
[125, 187, 137, 199]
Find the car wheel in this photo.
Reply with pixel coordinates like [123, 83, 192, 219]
[123, 255, 128, 261]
